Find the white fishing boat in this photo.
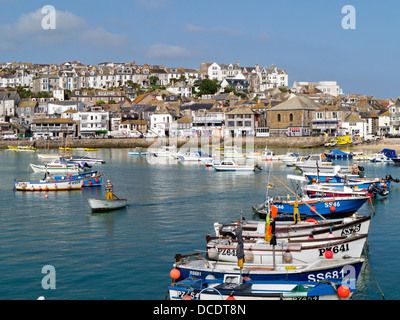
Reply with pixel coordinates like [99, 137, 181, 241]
[13, 178, 83, 191]
[87, 198, 127, 212]
[212, 160, 262, 172]
[294, 154, 353, 173]
[29, 158, 88, 174]
[246, 148, 287, 161]
[206, 233, 367, 265]
[213, 214, 371, 241]
[37, 153, 66, 160]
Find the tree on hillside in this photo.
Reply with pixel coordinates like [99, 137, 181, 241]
[195, 78, 221, 97]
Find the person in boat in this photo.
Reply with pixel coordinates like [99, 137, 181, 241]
[105, 179, 114, 200]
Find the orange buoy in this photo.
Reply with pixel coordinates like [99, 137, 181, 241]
[170, 268, 181, 280]
[337, 285, 350, 298]
[182, 294, 192, 300]
[270, 205, 278, 218]
[226, 295, 235, 300]
[310, 206, 317, 213]
[330, 205, 336, 212]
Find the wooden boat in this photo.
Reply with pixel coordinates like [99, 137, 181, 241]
[87, 198, 127, 212]
[213, 214, 371, 241]
[8, 145, 37, 152]
[13, 178, 82, 191]
[169, 274, 355, 300]
[172, 252, 365, 282]
[212, 160, 263, 172]
[206, 233, 368, 264]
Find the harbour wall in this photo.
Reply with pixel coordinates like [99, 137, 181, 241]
[1, 136, 326, 149]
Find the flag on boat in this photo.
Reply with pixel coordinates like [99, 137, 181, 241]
[235, 226, 245, 268]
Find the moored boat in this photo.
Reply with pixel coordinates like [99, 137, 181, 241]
[50, 171, 103, 187]
[13, 178, 82, 191]
[29, 158, 90, 174]
[169, 274, 355, 300]
[252, 195, 370, 220]
[8, 145, 37, 152]
[171, 252, 365, 283]
[212, 160, 263, 172]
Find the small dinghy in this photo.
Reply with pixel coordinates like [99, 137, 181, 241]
[87, 198, 127, 212]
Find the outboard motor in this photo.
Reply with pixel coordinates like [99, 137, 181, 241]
[385, 174, 400, 183]
[368, 183, 389, 197]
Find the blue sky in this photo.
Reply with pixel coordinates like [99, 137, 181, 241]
[0, 0, 398, 98]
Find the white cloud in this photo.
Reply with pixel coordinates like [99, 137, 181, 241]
[185, 24, 204, 33]
[146, 43, 192, 60]
[0, 9, 127, 51]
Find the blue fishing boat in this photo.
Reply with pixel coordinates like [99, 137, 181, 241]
[171, 252, 364, 283]
[169, 275, 356, 300]
[49, 171, 103, 187]
[324, 149, 353, 159]
[252, 195, 370, 220]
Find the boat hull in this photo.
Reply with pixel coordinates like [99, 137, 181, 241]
[13, 179, 82, 191]
[174, 254, 364, 282]
[87, 198, 127, 212]
[253, 196, 370, 220]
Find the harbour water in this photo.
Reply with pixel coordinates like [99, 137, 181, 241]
[0, 147, 399, 300]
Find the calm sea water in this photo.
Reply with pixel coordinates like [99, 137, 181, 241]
[0, 146, 398, 300]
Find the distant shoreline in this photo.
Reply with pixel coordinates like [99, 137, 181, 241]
[1, 137, 399, 151]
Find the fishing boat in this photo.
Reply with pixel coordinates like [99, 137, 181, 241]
[177, 151, 213, 162]
[213, 214, 371, 241]
[294, 154, 338, 173]
[128, 148, 148, 156]
[302, 170, 360, 183]
[169, 274, 355, 300]
[87, 198, 127, 212]
[37, 153, 67, 160]
[8, 145, 37, 152]
[212, 160, 263, 172]
[171, 252, 365, 283]
[324, 149, 353, 159]
[29, 158, 89, 174]
[13, 178, 83, 191]
[50, 171, 103, 187]
[206, 233, 367, 264]
[252, 195, 370, 220]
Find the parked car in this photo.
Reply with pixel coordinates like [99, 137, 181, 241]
[3, 134, 18, 140]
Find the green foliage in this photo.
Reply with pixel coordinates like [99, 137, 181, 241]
[96, 100, 105, 105]
[195, 79, 221, 96]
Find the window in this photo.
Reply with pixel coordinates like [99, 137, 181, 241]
[245, 121, 252, 127]
[289, 113, 293, 122]
[237, 121, 243, 126]
[228, 121, 235, 127]
[277, 114, 281, 122]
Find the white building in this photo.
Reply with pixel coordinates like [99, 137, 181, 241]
[292, 81, 343, 96]
[341, 113, 366, 140]
[78, 106, 109, 137]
